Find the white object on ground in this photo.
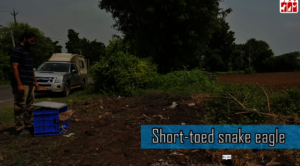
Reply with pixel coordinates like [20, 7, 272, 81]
[63, 133, 75, 138]
[169, 102, 177, 109]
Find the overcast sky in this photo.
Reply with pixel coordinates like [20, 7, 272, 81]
[0, 0, 299, 56]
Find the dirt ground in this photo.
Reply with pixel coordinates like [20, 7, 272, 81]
[218, 71, 300, 92]
[1, 92, 300, 166]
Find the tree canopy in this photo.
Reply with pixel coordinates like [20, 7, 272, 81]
[0, 22, 62, 68]
[0, 49, 10, 81]
[99, 0, 223, 73]
[264, 51, 300, 72]
[0, 22, 63, 82]
[52, 40, 62, 53]
[202, 8, 236, 72]
[65, 29, 106, 65]
[65, 29, 82, 54]
[244, 38, 274, 71]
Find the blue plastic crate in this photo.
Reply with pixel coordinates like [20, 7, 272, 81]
[33, 104, 69, 137]
[62, 120, 69, 129]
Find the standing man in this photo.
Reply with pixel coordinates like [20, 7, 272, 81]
[10, 31, 39, 136]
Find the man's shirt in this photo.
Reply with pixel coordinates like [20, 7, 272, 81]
[10, 44, 35, 86]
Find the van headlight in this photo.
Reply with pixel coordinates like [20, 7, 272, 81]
[55, 76, 63, 83]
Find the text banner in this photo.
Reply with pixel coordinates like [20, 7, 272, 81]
[141, 125, 300, 149]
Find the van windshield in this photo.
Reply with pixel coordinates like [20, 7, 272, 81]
[37, 63, 70, 72]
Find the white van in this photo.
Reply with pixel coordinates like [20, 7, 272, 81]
[34, 53, 88, 96]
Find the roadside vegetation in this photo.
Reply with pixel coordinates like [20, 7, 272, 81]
[89, 38, 300, 124]
[0, 81, 10, 87]
[1, 22, 300, 127]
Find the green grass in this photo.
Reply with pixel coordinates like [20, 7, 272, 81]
[0, 105, 14, 125]
[0, 81, 10, 87]
[0, 85, 102, 125]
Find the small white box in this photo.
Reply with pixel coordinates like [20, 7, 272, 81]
[222, 155, 232, 160]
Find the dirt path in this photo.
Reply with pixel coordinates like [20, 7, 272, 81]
[218, 71, 300, 92]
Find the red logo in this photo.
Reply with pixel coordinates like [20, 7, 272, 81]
[281, 0, 298, 13]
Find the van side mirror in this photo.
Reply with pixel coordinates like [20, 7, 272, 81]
[72, 69, 77, 73]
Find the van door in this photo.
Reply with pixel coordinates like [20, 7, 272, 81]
[79, 59, 87, 82]
[79, 60, 84, 74]
[70, 64, 80, 87]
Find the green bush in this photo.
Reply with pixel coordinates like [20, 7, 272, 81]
[160, 70, 210, 88]
[90, 51, 158, 96]
[286, 88, 300, 103]
[0, 50, 10, 82]
[143, 69, 215, 95]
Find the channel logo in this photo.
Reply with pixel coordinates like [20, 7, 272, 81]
[280, 0, 298, 13]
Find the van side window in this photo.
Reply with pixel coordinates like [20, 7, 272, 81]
[80, 61, 84, 68]
[71, 64, 77, 72]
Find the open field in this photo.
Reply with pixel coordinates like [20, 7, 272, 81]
[218, 71, 300, 92]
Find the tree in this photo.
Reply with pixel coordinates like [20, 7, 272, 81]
[81, 38, 106, 65]
[231, 44, 247, 71]
[0, 22, 61, 68]
[265, 52, 300, 72]
[65, 29, 106, 65]
[52, 40, 62, 53]
[244, 38, 274, 71]
[45, 37, 62, 53]
[99, 0, 222, 73]
[65, 29, 82, 54]
[202, 8, 236, 71]
[0, 49, 10, 81]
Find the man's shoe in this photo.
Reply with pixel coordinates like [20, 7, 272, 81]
[17, 129, 31, 136]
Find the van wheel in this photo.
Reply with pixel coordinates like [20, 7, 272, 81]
[63, 82, 71, 97]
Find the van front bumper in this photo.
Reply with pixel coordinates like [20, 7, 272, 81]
[35, 82, 66, 93]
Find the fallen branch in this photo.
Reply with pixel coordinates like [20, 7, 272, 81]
[203, 96, 232, 100]
[256, 82, 270, 113]
[226, 92, 246, 109]
[203, 92, 284, 120]
[235, 112, 252, 115]
[242, 93, 249, 105]
[223, 91, 299, 123]
[234, 111, 279, 117]
[260, 113, 279, 117]
[230, 108, 257, 114]
[223, 92, 260, 115]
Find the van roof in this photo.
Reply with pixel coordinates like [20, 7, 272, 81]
[49, 53, 85, 62]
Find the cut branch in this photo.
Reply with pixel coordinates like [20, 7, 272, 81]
[226, 92, 246, 109]
[256, 82, 270, 113]
[242, 93, 249, 105]
[231, 108, 257, 114]
[235, 112, 252, 115]
[203, 96, 232, 100]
